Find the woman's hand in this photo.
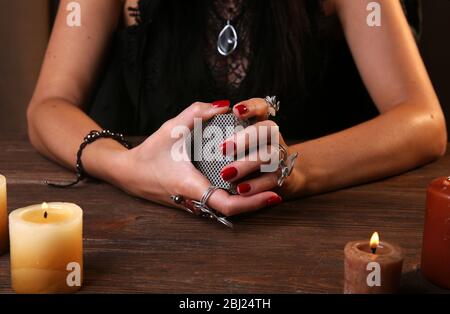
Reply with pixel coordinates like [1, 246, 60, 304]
[112, 101, 283, 217]
[220, 98, 304, 200]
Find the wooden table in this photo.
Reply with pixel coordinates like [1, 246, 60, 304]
[0, 134, 449, 294]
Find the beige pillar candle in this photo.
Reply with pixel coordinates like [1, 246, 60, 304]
[9, 202, 83, 294]
[0, 175, 7, 254]
[344, 232, 404, 294]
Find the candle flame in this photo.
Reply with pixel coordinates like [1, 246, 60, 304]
[370, 232, 380, 249]
[42, 202, 48, 211]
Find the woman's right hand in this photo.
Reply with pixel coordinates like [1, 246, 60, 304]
[112, 101, 283, 217]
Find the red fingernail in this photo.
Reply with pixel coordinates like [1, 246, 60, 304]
[221, 167, 238, 181]
[212, 100, 230, 108]
[266, 195, 283, 207]
[235, 104, 248, 115]
[237, 183, 251, 194]
[220, 141, 237, 155]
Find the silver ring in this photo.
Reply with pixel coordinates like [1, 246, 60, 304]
[264, 96, 280, 117]
[194, 186, 234, 228]
[278, 144, 288, 162]
[277, 145, 299, 187]
[200, 186, 221, 208]
[171, 191, 233, 228]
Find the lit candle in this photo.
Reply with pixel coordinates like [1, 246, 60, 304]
[344, 232, 404, 294]
[421, 176, 450, 289]
[0, 175, 7, 254]
[9, 202, 83, 293]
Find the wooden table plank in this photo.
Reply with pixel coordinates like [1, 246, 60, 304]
[0, 135, 448, 293]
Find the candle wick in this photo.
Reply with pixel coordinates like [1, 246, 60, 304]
[371, 247, 377, 254]
[44, 211, 48, 219]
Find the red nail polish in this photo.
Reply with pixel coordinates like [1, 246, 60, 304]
[235, 104, 248, 115]
[221, 167, 238, 181]
[237, 183, 251, 194]
[266, 195, 283, 207]
[212, 100, 230, 108]
[220, 141, 237, 155]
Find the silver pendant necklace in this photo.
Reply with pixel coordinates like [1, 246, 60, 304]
[214, 0, 246, 57]
[217, 20, 238, 56]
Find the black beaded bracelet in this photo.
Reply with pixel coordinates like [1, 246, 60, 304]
[45, 130, 132, 188]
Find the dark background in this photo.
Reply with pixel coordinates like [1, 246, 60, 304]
[0, 0, 448, 134]
[420, 1, 450, 131]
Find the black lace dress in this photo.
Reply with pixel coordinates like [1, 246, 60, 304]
[87, 0, 421, 139]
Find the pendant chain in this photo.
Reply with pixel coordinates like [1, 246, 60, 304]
[211, 0, 246, 24]
[213, 1, 247, 56]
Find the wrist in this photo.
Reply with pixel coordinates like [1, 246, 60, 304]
[82, 138, 130, 186]
[295, 162, 327, 197]
[284, 145, 326, 198]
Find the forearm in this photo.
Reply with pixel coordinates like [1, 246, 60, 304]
[291, 102, 447, 197]
[27, 99, 127, 185]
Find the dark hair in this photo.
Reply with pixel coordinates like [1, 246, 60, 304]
[140, 0, 325, 107]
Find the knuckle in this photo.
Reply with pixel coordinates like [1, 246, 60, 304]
[255, 99, 267, 110]
[250, 97, 262, 105]
[160, 119, 175, 133]
[190, 102, 205, 116]
[219, 203, 233, 217]
[164, 118, 176, 127]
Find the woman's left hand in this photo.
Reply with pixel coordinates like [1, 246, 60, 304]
[220, 98, 304, 200]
